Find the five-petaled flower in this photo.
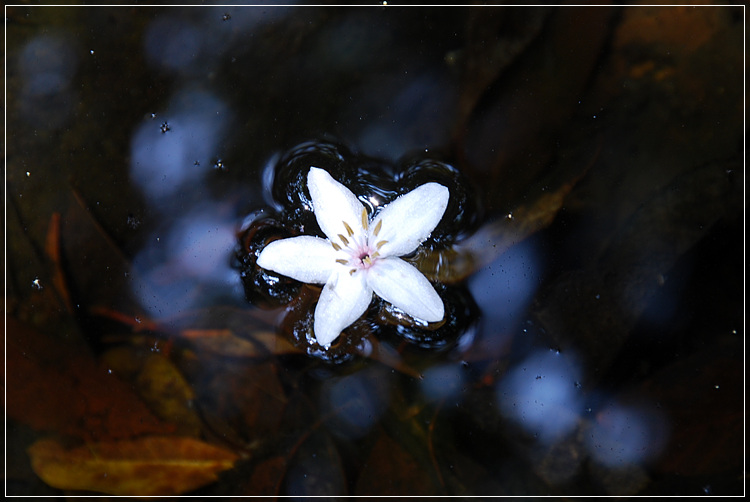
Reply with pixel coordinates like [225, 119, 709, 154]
[257, 167, 449, 347]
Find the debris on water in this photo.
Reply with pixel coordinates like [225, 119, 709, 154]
[127, 213, 141, 229]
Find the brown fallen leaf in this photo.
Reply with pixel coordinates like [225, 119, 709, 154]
[101, 346, 203, 438]
[457, 8, 613, 204]
[355, 427, 438, 495]
[242, 455, 287, 496]
[28, 436, 238, 496]
[419, 175, 580, 284]
[6, 318, 174, 441]
[643, 339, 743, 477]
[181, 328, 301, 358]
[192, 359, 288, 447]
[451, 7, 548, 141]
[533, 160, 738, 379]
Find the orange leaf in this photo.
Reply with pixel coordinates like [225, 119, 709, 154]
[28, 436, 239, 496]
[44, 212, 74, 314]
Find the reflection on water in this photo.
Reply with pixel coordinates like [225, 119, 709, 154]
[468, 238, 543, 355]
[130, 88, 231, 207]
[350, 71, 457, 161]
[128, 85, 242, 324]
[320, 366, 391, 440]
[587, 401, 668, 468]
[17, 31, 78, 129]
[497, 348, 583, 444]
[143, 7, 292, 77]
[421, 363, 466, 403]
[19, 32, 77, 96]
[5, 4, 743, 497]
[130, 202, 243, 324]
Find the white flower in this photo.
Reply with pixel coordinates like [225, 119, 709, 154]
[257, 167, 450, 347]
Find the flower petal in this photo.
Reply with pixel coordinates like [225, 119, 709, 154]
[314, 268, 372, 346]
[308, 167, 366, 242]
[257, 235, 336, 284]
[369, 182, 449, 257]
[367, 257, 444, 323]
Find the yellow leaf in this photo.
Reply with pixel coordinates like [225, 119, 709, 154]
[28, 436, 239, 496]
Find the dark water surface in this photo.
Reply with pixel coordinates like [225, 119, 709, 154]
[5, 5, 744, 496]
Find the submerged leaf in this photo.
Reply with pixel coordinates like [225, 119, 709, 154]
[355, 428, 438, 495]
[451, 8, 548, 137]
[28, 436, 238, 496]
[534, 160, 738, 377]
[101, 347, 203, 437]
[181, 328, 301, 358]
[420, 177, 578, 284]
[243, 455, 287, 496]
[645, 341, 743, 477]
[6, 318, 173, 441]
[192, 360, 288, 446]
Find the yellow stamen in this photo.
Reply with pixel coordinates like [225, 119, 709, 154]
[342, 221, 354, 237]
[331, 242, 342, 251]
[349, 269, 356, 275]
[338, 234, 349, 246]
[336, 258, 349, 265]
[376, 239, 388, 249]
[361, 209, 368, 230]
[373, 219, 382, 236]
[363, 256, 373, 266]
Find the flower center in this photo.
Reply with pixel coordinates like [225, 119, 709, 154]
[332, 209, 388, 275]
[354, 245, 378, 269]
